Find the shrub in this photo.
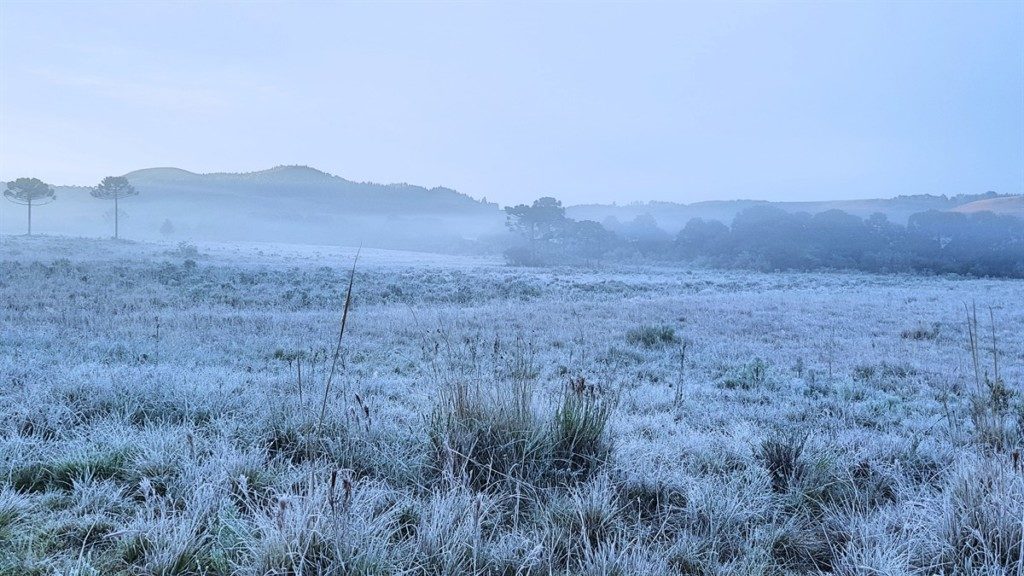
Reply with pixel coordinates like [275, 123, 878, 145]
[176, 241, 199, 258]
[625, 325, 678, 348]
[503, 246, 548, 267]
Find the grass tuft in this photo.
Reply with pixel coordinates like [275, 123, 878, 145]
[625, 325, 678, 348]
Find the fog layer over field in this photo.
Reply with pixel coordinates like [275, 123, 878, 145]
[3, 167, 1022, 278]
[2, 236, 1022, 574]
[0, 167, 505, 252]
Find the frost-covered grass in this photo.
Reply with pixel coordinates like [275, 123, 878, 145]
[1, 235, 1022, 575]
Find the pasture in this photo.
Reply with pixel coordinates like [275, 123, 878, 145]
[1, 236, 1021, 575]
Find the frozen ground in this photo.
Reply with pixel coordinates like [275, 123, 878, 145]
[1, 235, 1022, 575]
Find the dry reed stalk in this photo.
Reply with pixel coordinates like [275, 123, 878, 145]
[328, 468, 338, 515]
[317, 250, 359, 435]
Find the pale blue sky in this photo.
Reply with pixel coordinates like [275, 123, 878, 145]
[1, 1, 1021, 204]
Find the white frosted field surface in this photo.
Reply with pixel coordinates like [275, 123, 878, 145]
[1, 235, 1021, 574]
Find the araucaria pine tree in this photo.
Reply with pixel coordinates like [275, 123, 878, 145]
[91, 176, 138, 239]
[4, 177, 55, 236]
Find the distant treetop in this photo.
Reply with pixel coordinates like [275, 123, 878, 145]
[4, 177, 55, 205]
[4, 177, 55, 235]
[91, 176, 138, 200]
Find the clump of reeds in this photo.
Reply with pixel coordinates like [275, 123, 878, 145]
[625, 324, 679, 349]
[429, 377, 546, 491]
[551, 376, 613, 484]
[759, 434, 808, 494]
[429, 374, 613, 492]
[964, 303, 1017, 451]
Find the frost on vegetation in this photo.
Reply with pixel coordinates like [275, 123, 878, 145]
[0, 236, 1022, 575]
[625, 324, 679, 348]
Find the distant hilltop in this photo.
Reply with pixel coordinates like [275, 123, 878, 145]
[125, 165, 376, 182]
[5, 166, 1017, 226]
[0, 165, 505, 248]
[950, 195, 1024, 217]
[119, 165, 495, 214]
[1, 166, 1019, 247]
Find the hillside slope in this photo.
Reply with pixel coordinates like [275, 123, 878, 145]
[951, 195, 1024, 218]
[3, 167, 1018, 251]
[1, 167, 505, 249]
[123, 166, 493, 212]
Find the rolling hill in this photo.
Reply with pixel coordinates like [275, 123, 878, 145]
[122, 165, 497, 214]
[2, 166, 1018, 251]
[951, 195, 1024, 218]
[1, 166, 505, 250]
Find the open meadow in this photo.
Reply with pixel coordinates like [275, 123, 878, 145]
[1, 236, 1022, 575]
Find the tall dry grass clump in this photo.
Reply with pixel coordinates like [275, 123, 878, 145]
[551, 376, 613, 484]
[963, 303, 1018, 452]
[429, 375, 613, 492]
[429, 378, 547, 491]
[918, 458, 1024, 574]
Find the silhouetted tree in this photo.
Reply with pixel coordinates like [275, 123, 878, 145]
[861, 212, 904, 271]
[808, 210, 867, 267]
[666, 207, 1023, 277]
[676, 218, 729, 258]
[504, 197, 567, 243]
[504, 199, 1023, 277]
[620, 214, 671, 254]
[91, 176, 138, 239]
[3, 177, 55, 236]
[504, 197, 569, 264]
[730, 206, 812, 269]
[563, 219, 619, 260]
[503, 198, 628, 265]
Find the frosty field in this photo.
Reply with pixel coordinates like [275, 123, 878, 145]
[1, 236, 1022, 575]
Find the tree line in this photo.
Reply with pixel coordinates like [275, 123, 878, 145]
[5, 178, 1020, 278]
[504, 198, 1024, 278]
[3, 176, 137, 238]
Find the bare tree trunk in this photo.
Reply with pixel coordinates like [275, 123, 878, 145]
[114, 195, 119, 239]
[27, 197, 32, 236]
[529, 222, 537, 260]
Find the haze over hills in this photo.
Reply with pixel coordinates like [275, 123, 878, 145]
[123, 165, 497, 214]
[1, 166, 505, 250]
[1, 165, 1019, 251]
[567, 192, 1020, 234]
